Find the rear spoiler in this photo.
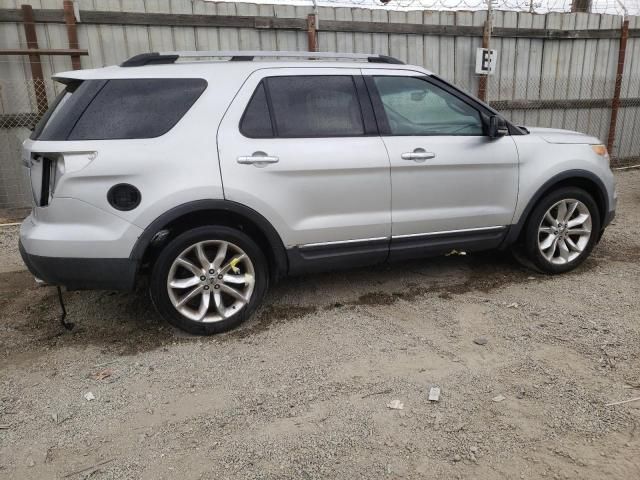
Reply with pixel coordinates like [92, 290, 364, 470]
[51, 76, 84, 86]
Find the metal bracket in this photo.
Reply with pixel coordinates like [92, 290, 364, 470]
[57, 286, 74, 331]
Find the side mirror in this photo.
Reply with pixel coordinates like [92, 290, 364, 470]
[487, 115, 509, 139]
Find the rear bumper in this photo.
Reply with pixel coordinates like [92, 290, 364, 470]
[19, 240, 137, 291]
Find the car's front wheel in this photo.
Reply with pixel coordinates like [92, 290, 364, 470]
[150, 226, 268, 335]
[523, 187, 600, 274]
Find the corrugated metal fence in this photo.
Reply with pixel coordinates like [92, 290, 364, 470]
[1, 0, 639, 210]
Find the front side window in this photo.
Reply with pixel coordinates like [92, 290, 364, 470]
[265, 76, 365, 138]
[373, 76, 483, 136]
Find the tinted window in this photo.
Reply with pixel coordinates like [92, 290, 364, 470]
[373, 76, 483, 136]
[240, 83, 273, 138]
[35, 90, 71, 137]
[68, 78, 207, 140]
[266, 76, 364, 137]
[32, 80, 106, 141]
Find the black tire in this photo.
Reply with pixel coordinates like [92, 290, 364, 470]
[149, 226, 268, 335]
[523, 187, 600, 274]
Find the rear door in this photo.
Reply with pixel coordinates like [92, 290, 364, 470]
[217, 68, 392, 271]
[363, 69, 519, 259]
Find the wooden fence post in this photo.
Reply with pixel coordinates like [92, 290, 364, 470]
[21, 4, 48, 115]
[63, 0, 81, 70]
[307, 14, 317, 52]
[607, 19, 629, 156]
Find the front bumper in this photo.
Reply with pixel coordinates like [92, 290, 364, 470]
[19, 240, 137, 291]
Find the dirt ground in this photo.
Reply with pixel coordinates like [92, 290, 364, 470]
[1, 170, 639, 480]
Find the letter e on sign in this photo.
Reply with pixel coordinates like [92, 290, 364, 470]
[475, 48, 498, 75]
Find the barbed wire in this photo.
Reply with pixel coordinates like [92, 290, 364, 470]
[314, 0, 639, 15]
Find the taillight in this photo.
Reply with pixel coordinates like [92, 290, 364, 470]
[29, 154, 63, 207]
[26, 150, 94, 207]
[39, 157, 53, 207]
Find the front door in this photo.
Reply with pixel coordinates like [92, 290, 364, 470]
[217, 68, 392, 271]
[363, 70, 519, 258]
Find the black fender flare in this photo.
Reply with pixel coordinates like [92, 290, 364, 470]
[502, 169, 609, 246]
[129, 199, 288, 277]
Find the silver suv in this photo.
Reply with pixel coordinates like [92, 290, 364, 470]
[19, 51, 617, 335]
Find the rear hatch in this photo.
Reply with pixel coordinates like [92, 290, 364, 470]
[24, 77, 98, 207]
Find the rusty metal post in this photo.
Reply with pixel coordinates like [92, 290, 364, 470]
[21, 4, 48, 115]
[63, 0, 81, 70]
[477, 11, 492, 102]
[607, 19, 629, 156]
[307, 14, 317, 53]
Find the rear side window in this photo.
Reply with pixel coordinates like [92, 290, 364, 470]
[239, 83, 274, 138]
[265, 76, 365, 138]
[31, 78, 207, 141]
[69, 78, 207, 140]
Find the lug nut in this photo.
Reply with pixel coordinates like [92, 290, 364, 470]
[214, 285, 220, 289]
[209, 269, 214, 274]
[200, 276, 206, 281]
[218, 275, 223, 279]
[204, 285, 210, 290]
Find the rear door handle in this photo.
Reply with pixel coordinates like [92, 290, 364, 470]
[401, 149, 436, 162]
[237, 151, 279, 166]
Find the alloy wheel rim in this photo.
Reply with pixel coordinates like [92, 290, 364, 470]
[537, 198, 592, 265]
[167, 240, 255, 322]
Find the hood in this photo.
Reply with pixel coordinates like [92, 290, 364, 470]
[525, 126, 601, 145]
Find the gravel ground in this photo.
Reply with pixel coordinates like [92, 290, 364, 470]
[1, 170, 639, 480]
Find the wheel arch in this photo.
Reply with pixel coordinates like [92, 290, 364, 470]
[503, 169, 609, 246]
[130, 199, 288, 281]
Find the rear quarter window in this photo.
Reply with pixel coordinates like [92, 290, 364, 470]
[69, 78, 207, 140]
[32, 78, 207, 141]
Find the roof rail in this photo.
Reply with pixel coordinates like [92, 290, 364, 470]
[121, 52, 179, 67]
[120, 51, 404, 67]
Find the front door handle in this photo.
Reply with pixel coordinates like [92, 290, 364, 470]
[237, 151, 279, 166]
[401, 148, 436, 162]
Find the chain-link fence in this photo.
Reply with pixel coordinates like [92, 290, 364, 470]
[0, 79, 57, 219]
[486, 75, 640, 163]
[0, 75, 637, 215]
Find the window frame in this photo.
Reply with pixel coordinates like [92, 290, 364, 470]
[238, 74, 378, 140]
[364, 74, 491, 137]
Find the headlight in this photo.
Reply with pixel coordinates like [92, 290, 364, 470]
[591, 144, 610, 164]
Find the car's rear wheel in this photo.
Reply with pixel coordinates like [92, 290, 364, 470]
[523, 187, 600, 274]
[150, 226, 268, 335]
